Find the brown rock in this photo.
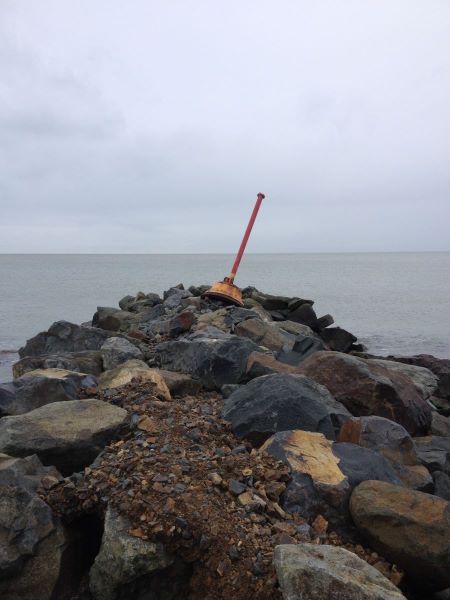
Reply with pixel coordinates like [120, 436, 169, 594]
[298, 352, 431, 435]
[350, 480, 450, 590]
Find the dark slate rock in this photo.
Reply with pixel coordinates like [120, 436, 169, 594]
[316, 314, 334, 330]
[277, 334, 326, 366]
[19, 321, 111, 358]
[288, 303, 319, 330]
[332, 442, 403, 489]
[414, 436, 450, 475]
[433, 471, 450, 501]
[0, 369, 97, 417]
[0, 454, 65, 600]
[155, 335, 259, 390]
[222, 373, 350, 445]
[320, 327, 357, 352]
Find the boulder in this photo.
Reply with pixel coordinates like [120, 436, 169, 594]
[350, 480, 450, 590]
[332, 443, 403, 489]
[0, 368, 97, 417]
[316, 313, 334, 330]
[367, 359, 439, 400]
[98, 360, 171, 400]
[156, 369, 201, 397]
[276, 334, 326, 366]
[193, 306, 261, 333]
[273, 543, 406, 600]
[252, 292, 292, 311]
[0, 454, 66, 600]
[235, 318, 289, 352]
[245, 352, 297, 379]
[223, 374, 351, 445]
[119, 292, 162, 312]
[274, 320, 318, 339]
[262, 430, 402, 517]
[100, 337, 143, 370]
[288, 303, 319, 330]
[338, 416, 419, 466]
[92, 307, 137, 332]
[298, 352, 432, 435]
[143, 311, 196, 338]
[19, 321, 111, 358]
[433, 471, 450, 501]
[163, 287, 192, 309]
[0, 399, 128, 475]
[13, 351, 103, 378]
[89, 506, 174, 600]
[262, 430, 350, 515]
[431, 412, 450, 437]
[156, 334, 259, 390]
[389, 354, 450, 401]
[414, 436, 450, 475]
[320, 327, 357, 352]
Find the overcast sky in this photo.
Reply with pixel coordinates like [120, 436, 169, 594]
[1, 1, 449, 253]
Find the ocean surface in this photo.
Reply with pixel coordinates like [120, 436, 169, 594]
[1, 253, 449, 382]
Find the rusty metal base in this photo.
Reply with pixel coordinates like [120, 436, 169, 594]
[203, 279, 244, 307]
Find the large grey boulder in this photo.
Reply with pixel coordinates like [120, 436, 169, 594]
[89, 507, 176, 600]
[155, 333, 259, 390]
[0, 368, 97, 417]
[0, 454, 66, 600]
[0, 399, 127, 475]
[222, 373, 351, 445]
[13, 350, 103, 378]
[367, 359, 439, 400]
[19, 321, 111, 358]
[350, 480, 450, 590]
[100, 337, 143, 370]
[298, 352, 432, 435]
[274, 543, 406, 600]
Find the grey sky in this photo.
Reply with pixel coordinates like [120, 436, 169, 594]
[1, 0, 449, 253]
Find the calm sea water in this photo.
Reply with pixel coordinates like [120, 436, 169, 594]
[1, 253, 449, 382]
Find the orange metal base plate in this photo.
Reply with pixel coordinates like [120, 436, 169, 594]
[203, 280, 244, 307]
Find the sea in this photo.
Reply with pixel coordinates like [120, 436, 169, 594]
[1, 253, 449, 382]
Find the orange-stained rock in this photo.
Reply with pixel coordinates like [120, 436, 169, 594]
[350, 480, 450, 590]
[298, 352, 431, 435]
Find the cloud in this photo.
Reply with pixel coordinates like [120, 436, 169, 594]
[0, 0, 449, 252]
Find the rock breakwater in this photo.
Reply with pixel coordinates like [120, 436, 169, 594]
[0, 284, 449, 600]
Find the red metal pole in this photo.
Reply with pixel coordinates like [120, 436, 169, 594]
[229, 193, 265, 281]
